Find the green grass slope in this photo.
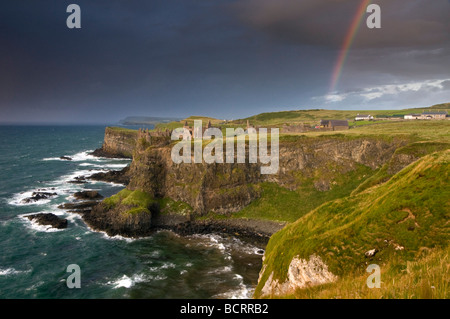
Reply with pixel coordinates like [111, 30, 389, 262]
[287, 245, 449, 299]
[255, 149, 449, 297]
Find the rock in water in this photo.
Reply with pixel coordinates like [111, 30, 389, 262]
[21, 192, 57, 203]
[59, 156, 72, 161]
[58, 200, 100, 210]
[88, 166, 130, 185]
[73, 191, 103, 200]
[26, 213, 68, 229]
[68, 176, 87, 184]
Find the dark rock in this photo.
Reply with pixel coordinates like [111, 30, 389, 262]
[90, 148, 131, 159]
[58, 200, 100, 210]
[82, 202, 154, 238]
[152, 213, 285, 245]
[73, 190, 103, 200]
[88, 166, 130, 185]
[26, 213, 67, 229]
[60, 156, 72, 161]
[68, 176, 87, 184]
[21, 192, 57, 203]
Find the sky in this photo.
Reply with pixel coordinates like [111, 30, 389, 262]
[0, 0, 449, 124]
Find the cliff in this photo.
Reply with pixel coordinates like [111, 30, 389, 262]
[83, 124, 449, 298]
[84, 129, 413, 238]
[126, 135, 408, 215]
[255, 149, 449, 298]
[91, 127, 138, 158]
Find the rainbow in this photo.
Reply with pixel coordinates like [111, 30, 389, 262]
[329, 0, 371, 93]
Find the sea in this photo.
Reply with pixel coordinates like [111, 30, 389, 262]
[0, 125, 263, 299]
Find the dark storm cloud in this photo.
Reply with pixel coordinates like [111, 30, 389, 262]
[0, 0, 449, 123]
[0, 0, 257, 122]
[233, 0, 450, 49]
[0, 0, 339, 123]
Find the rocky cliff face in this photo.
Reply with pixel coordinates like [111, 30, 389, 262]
[259, 254, 338, 297]
[128, 146, 262, 215]
[126, 136, 408, 216]
[93, 127, 137, 158]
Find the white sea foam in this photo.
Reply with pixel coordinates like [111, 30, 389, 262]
[160, 262, 176, 269]
[188, 233, 263, 256]
[57, 168, 106, 183]
[218, 284, 254, 299]
[107, 274, 146, 289]
[19, 213, 66, 233]
[43, 150, 99, 162]
[208, 266, 233, 274]
[0, 267, 31, 276]
[79, 163, 128, 169]
[96, 229, 137, 243]
[214, 274, 254, 299]
[44, 150, 131, 164]
[8, 157, 128, 207]
[8, 190, 56, 206]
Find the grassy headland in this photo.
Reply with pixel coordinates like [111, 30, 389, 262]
[255, 149, 449, 298]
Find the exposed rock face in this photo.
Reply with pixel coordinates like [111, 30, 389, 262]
[58, 200, 102, 215]
[88, 166, 131, 185]
[73, 191, 103, 200]
[67, 176, 88, 184]
[21, 191, 57, 203]
[89, 128, 408, 218]
[83, 203, 155, 237]
[153, 216, 286, 242]
[26, 213, 68, 229]
[259, 254, 338, 297]
[91, 127, 137, 158]
[127, 146, 262, 215]
[126, 136, 407, 216]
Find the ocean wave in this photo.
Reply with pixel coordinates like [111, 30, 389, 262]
[107, 274, 146, 289]
[91, 229, 138, 243]
[160, 262, 176, 269]
[188, 233, 264, 256]
[8, 190, 55, 206]
[18, 213, 66, 233]
[214, 274, 254, 299]
[208, 266, 233, 275]
[43, 150, 98, 162]
[79, 163, 129, 169]
[43, 150, 131, 163]
[0, 267, 31, 276]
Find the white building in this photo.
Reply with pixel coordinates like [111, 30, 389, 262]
[355, 114, 374, 121]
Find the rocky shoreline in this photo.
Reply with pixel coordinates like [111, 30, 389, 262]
[52, 151, 283, 245]
[81, 205, 285, 245]
[154, 216, 286, 246]
[89, 148, 131, 159]
[26, 213, 68, 229]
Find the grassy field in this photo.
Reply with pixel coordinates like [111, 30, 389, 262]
[151, 103, 449, 147]
[237, 103, 449, 127]
[301, 120, 450, 142]
[255, 149, 450, 297]
[232, 164, 375, 223]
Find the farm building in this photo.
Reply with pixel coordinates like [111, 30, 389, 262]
[404, 111, 448, 120]
[355, 114, 374, 121]
[404, 114, 422, 120]
[320, 119, 349, 131]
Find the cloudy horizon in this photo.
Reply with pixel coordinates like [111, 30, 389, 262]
[1, 0, 449, 124]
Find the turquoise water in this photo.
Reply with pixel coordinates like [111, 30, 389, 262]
[0, 126, 262, 298]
